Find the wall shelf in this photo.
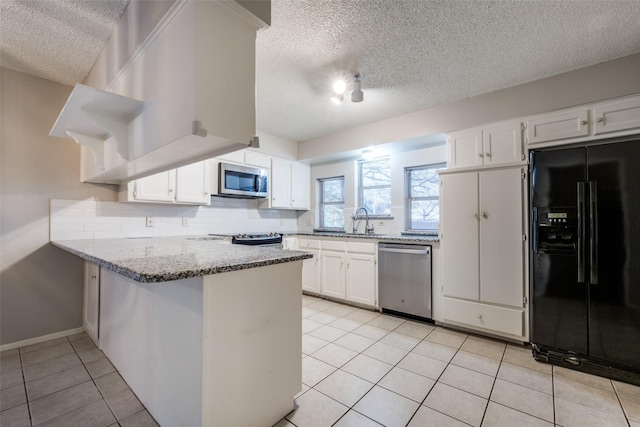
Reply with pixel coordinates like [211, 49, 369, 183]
[50, 84, 145, 170]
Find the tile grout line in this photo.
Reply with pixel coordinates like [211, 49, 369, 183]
[609, 378, 632, 427]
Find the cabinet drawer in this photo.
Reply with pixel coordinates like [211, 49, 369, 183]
[443, 297, 524, 337]
[321, 240, 347, 252]
[298, 238, 320, 250]
[346, 242, 376, 254]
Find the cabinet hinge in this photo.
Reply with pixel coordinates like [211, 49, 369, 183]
[133, 190, 137, 198]
[521, 154, 526, 161]
[523, 296, 528, 306]
[520, 123, 525, 132]
[521, 171, 526, 180]
[523, 234, 527, 241]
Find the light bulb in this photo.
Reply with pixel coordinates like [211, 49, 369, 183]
[332, 80, 346, 94]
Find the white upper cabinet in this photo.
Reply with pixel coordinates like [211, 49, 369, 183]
[270, 158, 310, 210]
[526, 108, 590, 144]
[448, 129, 483, 168]
[592, 97, 640, 136]
[448, 121, 523, 169]
[244, 151, 272, 169]
[175, 161, 211, 204]
[271, 158, 292, 209]
[291, 162, 311, 210]
[526, 95, 640, 146]
[121, 161, 210, 205]
[52, 1, 268, 184]
[132, 170, 176, 203]
[482, 121, 524, 165]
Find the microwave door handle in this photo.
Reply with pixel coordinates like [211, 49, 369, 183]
[254, 175, 260, 193]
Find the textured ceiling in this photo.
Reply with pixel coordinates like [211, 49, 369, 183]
[0, 0, 129, 85]
[1, 0, 640, 144]
[256, 0, 640, 142]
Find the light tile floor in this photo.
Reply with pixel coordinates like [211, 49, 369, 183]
[277, 295, 640, 427]
[0, 333, 158, 426]
[2, 295, 639, 427]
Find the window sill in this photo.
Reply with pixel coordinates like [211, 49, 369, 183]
[402, 230, 439, 236]
[354, 215, 393, 220]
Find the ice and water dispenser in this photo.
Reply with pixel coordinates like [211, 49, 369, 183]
[533, 207, 578, 254]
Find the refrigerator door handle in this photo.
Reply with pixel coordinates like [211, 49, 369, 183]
[589, 181, 599, 285]
[577, 182, 586, 283]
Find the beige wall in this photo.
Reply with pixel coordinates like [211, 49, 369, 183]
[298, 53, 640, 160]
[0, 68, 118, 345]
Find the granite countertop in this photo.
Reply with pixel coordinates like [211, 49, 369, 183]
[51, 236, 312, 283]
[285, 231, 439, 243]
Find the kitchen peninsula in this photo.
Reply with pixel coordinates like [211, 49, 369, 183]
[51, 236, 312, 427]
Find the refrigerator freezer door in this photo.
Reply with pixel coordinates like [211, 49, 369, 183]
[530, 148, 588, 355]
[586, 142, 640, 370]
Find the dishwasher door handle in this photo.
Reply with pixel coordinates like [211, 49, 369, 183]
[378, 247, 430, 255]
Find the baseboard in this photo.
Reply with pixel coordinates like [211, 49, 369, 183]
[0, 327, 84, 352]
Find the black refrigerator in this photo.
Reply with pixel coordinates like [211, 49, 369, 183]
[530, 136, 640, 385]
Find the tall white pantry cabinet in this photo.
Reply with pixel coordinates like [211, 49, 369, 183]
[440, 167, 527, 340]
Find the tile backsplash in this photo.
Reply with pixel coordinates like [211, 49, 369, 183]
[50, 198, 300, 241]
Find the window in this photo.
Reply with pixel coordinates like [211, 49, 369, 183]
[405, 163, 446, 231]
[319, 177, 345, 229]
[358, 158, 391, 215]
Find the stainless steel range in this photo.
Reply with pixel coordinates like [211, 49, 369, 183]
[230, 233, 283, 248]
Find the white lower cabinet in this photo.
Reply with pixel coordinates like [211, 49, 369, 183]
[345, 253, 376, 306]
[83, 261, 100, 344]
[298, 238, 321, 294]
[297, 238, 377, 307]
[320, 240, 347, 300]
[440, 166, 526, 339]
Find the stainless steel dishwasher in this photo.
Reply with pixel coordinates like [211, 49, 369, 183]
[378, 243, 432, 320]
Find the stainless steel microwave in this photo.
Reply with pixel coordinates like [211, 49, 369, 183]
[218, 162, 268, 198]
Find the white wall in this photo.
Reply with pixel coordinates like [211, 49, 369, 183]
[300, 143, 446, 234]
[0, 68, 120, 345]
[298, 53, 640, 160]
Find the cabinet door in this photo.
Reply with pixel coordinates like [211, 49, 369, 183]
[271, 158, 292, 208]
[291, 162, 310, 210]
[321, 251, 346, 299]
[302, 249, 321, 294]
[441, 172, 479, 300]
[346, 253, 376, 306]
[244, 150, 271, 168]
[448, 129, 483, 168]
[526, 109, 589, 144]
[134, 170, 176, 202]
[593, 97, 640, 136]
[84, 262, 100, 344]
[483, 122, 523, 165]
[479, 168, 524, 307]
[217, 149, 245, 165]
[175, 161, 210, 204]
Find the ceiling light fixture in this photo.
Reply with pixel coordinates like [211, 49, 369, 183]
[351, 73, 363, 103]
[330, 72, 364, 104]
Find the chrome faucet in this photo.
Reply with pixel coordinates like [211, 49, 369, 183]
[352, 207, 375, 235]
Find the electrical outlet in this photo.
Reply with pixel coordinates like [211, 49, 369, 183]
[145, 216, 154, 227]
[182, 217, 189, 227]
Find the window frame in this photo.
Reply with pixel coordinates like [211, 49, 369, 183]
[358, 157, 392, 217]
[404, 162, 446, 232]
[318, 176, 345, 230]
